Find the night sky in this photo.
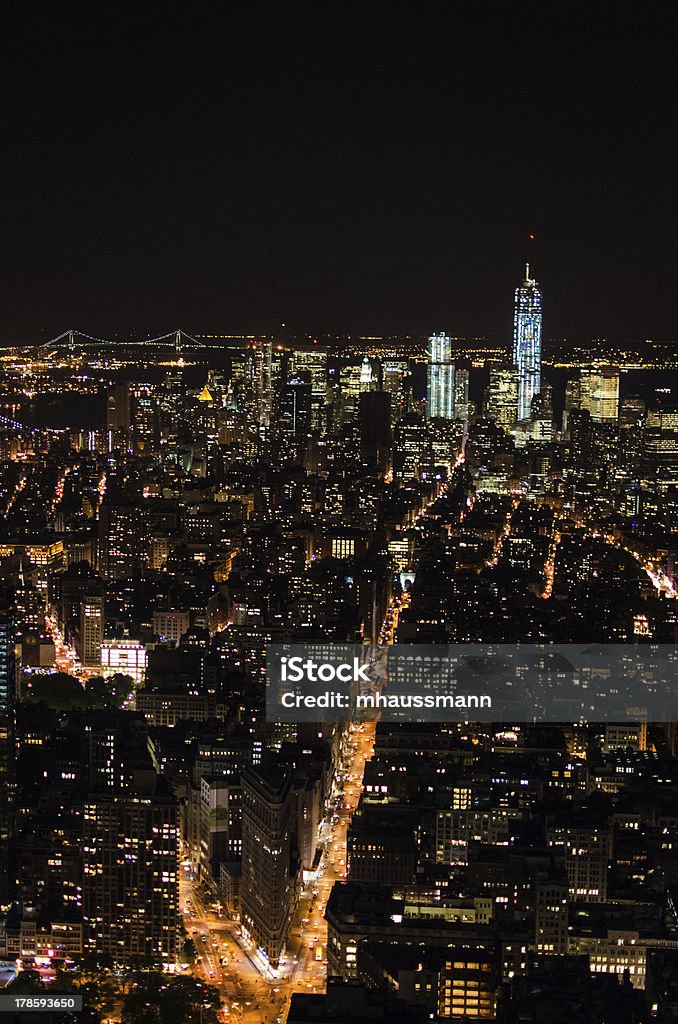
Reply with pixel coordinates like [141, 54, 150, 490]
[2, 2, 678, 344]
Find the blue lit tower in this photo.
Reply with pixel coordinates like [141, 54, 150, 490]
[427, 333, 455, 419]
[513, 263, 543, 421]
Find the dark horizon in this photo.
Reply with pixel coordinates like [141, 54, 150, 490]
[2, 3, 678, 345]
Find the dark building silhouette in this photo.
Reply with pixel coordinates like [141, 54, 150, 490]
[241, 764, 296, 969]
[360, 390, 392, 476]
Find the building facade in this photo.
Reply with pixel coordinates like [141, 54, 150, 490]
[427, 334, 455, 420]
[241, 766, 295, 969]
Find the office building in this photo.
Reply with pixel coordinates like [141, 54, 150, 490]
[359, 391, 392, 476]
[534, 878, 569, 954]
[195, 775, 242, 887]
[381, 359, 410, 425]
[292, 347, 328, 429]
[106, 382, 131, 450]
[79, 594, 104, 669]
[427, 333, 455, 419]
[98, 501, 148, 581]
[513, 264, 542, 421]
[100, 640, 147, 684]
[546, 816, 610, 902]
[83, 781, 179, 963]
[454, 359, 471, 421]
[131, 383, 159, 453]
[152, 609, 190, 647]
[247, 340, 274, 428]
[394, 414, 431, 480]
[241, 765, 295, 969]
[288, 979, 428, 1023]
[281, 373, 313, 446]
[485, 365, 519, 432]
[579, 367, 620, 423]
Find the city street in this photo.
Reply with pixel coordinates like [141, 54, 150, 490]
[180, 720, 377, 1022]
[180, 876, 282, 1023]
[44, 612, 84, 678]
[574, 519, 678, 600]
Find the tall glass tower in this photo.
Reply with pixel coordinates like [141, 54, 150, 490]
[427, 333, 455, 419]
[513, 264, 543, 421]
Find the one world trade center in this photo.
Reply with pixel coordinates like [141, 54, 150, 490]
[513, 263, 543, 421]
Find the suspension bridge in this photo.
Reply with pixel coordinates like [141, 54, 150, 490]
[0, 412, 64, 440]
[35, 328, 207, 354]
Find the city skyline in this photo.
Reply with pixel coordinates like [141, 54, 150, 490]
[2, 307, 678, 1022]
[0, 257, 675, 351]
[3, 5, 678, 1023]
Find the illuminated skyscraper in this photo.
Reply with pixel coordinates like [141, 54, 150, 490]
[335, 360, 377, 427]
[579, 366, 620, 423]
[394, 413, 431, 480]
[453, 359, 471, 422]
[247, 340, 273, 428]
[427, 333, 454, 419]
[513, 264, 542, 421]
[280, 373, 312, 453]
[485, 365, 519, 432]
[79, 594, 104, 669]
[99, 501, 149, 581]
[241, 765, 294, 969]
[131, 383, 159, 454]
[83, 781, 179, 962]
[381, 359, 410, 425]
[292, 346, 328, 429]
